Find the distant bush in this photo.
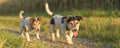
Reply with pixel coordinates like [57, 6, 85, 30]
[0, 0, 120, 14]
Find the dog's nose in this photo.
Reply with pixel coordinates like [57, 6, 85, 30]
[73, 29, 77, 32]
[36, 29, 40, 31]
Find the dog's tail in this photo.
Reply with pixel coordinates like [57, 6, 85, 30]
[45, 2, 54, 16]
[19, 10, 24, 19]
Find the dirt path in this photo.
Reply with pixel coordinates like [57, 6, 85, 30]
[0, 28, 108, 48]
[39, 33, 95, 48]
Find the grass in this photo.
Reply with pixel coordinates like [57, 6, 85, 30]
[0, 30, 52, 48]
[79, 17, 120, 47]
[0, 10, 120, 48]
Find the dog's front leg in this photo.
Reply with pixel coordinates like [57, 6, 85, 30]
[65, 31, 74, 45]
[36, 30, 40, 40]
[69, 31, 74, 44]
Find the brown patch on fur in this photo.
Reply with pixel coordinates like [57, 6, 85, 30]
[29, 17, 42, 24]
[29, 17, 42, 29]
[37, 17, 42, 22]
[29, 17, 36, 24]
[68, 20, 79, 28]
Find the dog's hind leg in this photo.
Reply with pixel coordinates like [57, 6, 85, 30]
[25, 32, 30, 42]
[20, 23, 25, 38]
[51, 33, 55, 41]
[24, 26, 31, 42]
[21, 32, 25, 38]
[50, 25, 55, 41]
[20, 28, 25, 38]
[56, 29, 60, 38]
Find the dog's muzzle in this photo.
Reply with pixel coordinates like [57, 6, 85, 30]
[72, 29, 78, 37]
[66, 24, 78, 37]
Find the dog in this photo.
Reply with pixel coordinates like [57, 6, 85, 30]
[45, 2, 83, 44]
[19, 10, 42, 42]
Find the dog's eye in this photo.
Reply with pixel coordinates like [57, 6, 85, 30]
[70, 23, 73, 25]
[76, 22, 79, 24]
[38, 22, 40, 24]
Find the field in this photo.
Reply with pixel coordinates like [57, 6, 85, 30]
[0, 10, 120, 48]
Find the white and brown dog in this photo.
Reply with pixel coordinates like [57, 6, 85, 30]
[19, 11, 42, 42]
[45, 2, 83, 44]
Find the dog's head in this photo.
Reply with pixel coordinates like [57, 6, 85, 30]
[63, 16, 83, 37]
[29, 17, 42, 30]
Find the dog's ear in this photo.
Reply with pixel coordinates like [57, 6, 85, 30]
[61, 16, 70, 23]
[63, 16, 70, 21]
[29, 18, 35, 24]
[37, 17, 42, 22]
[76, 16, 83, 21]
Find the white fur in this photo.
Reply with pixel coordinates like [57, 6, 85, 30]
[19, 10, 24, 19]
[45, 2, 54, 16]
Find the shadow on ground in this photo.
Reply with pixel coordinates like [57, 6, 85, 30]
[0, 28, 21, 35]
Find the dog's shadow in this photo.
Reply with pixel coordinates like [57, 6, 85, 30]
[39, 34, 67, 44]
[0, 28, 21, 35]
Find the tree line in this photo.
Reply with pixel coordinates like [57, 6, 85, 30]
[0, 0, 120, 14]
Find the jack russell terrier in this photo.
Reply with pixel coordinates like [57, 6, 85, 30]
[19, 11, 42, 42]
[45, 2, 83, 44]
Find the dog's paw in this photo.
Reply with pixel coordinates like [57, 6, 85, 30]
[25, 40, 31, 44]
[37, 38, 40, 40]
[26, 40, 31, 42]
[68, 42, 74, 45]
[51, 37, 55, 42]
